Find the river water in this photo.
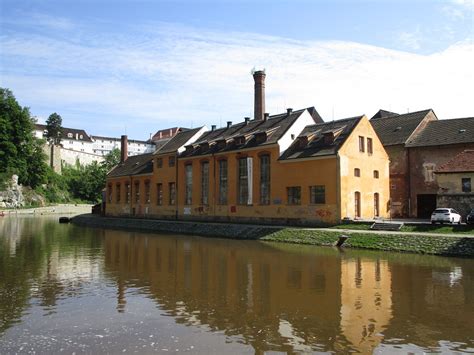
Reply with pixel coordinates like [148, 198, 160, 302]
[0, 216, 473, 354]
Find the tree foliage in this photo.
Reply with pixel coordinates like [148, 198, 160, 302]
[0, 88, 48, 188]
[102, 147, 121, 171]
[46, 112, 62, 145]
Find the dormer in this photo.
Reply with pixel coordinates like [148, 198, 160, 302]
[216, 139, 227, 150]
[255, 131, 267, 144]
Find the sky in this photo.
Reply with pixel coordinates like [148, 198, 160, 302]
[1, 0, 473, 140]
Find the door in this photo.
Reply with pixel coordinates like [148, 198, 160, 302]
[417, 194, 437, 218]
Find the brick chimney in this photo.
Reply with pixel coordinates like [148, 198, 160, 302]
[120, 135, 128, 163]
[253, 70, 266, 121]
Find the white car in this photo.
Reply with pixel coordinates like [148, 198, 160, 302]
[431, 208, 462, 224]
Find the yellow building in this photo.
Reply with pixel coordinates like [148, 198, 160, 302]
[105, 71, 390, 224]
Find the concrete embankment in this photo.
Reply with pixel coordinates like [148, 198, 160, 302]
[71, 214, 474, 257]
[2, 204, 92, 216]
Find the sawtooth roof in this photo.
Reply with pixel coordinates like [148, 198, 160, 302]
[107, 153, 154, 178]
[406, 117, 474, 147]
[279, 115, 364, 160]
[179, 108, 320, 158]
[370, 109, 433, 146]
[435, 150, 474, 173]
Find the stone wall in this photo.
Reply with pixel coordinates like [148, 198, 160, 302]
[437, 193, 474, 218]
[0, 175, 24, 208]
[72, 214, 474, 257]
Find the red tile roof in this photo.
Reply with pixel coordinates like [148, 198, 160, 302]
[435, 150, 474, 173]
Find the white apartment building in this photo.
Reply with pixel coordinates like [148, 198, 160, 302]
[91, 136, 155, 156]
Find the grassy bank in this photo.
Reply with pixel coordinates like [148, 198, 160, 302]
[330, 223, 474, 235]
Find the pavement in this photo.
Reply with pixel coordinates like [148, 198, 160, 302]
[1, 204, 92, 216]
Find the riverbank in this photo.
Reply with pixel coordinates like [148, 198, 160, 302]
[71, 214, 474, 257]
[1, 204, 92, 216]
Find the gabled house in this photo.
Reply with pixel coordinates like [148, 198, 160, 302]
[370, 109, 437, 217]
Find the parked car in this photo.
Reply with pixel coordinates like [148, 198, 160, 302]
[466, 209, 474, 225]
[430, 208, 462, 224]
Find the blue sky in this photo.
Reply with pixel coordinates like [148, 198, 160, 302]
[1, 0, 473, 140]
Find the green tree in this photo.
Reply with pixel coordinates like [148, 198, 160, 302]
[102, 147, 121, 171]
[0, 88, 47, 187]
[62, 162, 106, 203]
[46, 112, 62, 145]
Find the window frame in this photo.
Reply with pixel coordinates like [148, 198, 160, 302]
[218, 159, 228, 205]
[157, 183, 163, 205]
[309, 185, 325, 204]
[259, 154, 271, 205]
[201, 161, 210, 205]
[358, 136, 365, 153]
[185, 163, 193, 205]
[287, 186, 301, 205]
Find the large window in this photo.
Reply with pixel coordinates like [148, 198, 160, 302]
[169, 182, 176, 205]
[116, 183, 121, 203]
[238, 157, 253, 205]
[260, 155, 270, 205]
[287, 186, 301, 205]
[367, 137, 373, 155]
[157, 183, 163, 205]
[310, 185, 325, 204]
[145, 180, 151, 203]
[125, 182, 130, 203]
[108, 184, 112, 203]
[185, 164, 192, 205]
[358, 136, 365, 152]
[134, 182, 140, 203]
[201, 161, 209, 205]
[462, 178, 472, 192]
[218, 160, 228, 204]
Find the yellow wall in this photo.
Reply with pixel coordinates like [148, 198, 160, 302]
[339, 116, 390, 219]
[176, 145, 339, 224]
[437, 172, 474, 193]
[105, 174, 154, 217]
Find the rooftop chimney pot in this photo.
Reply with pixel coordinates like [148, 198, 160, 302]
[211, 125, 216, 131]
[287, 108, 293, 115]
[264, 113, 270, 121]
[253, 70, 266, 121]
[244, 117, 250, 125]
[227, 121, 232, 128]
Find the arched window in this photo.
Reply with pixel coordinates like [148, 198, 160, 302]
[374, 193, 380, 217]
[355, 191, 361, 218]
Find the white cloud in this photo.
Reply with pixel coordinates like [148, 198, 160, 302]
[1, 22, 473, 139]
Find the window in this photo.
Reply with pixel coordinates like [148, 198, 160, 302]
[374, 193, 379, 217]
[238, 157, 253, 205]
[218, 160, 228, 204]
[462, 178, 472, 192]
[68, 133, 73, 138]
[310, 185, 325, 204]
[355, 191, 361, 218]
[423, 163, 436, 182]
[287, 187, 301, 205]
[108, 184, 112, 203]
[168, 156, 175, 167]
[157, 183, 163, 205]
[125, 182, 130, 203]
[359, 136, 365, 152]
[169, 182, 176, 205]
[157, 158, 163, 168]
[116, 183, 121, 203]
[134, 182, 140, 203]
[373, 170, 379, 179]
[260, 155, 270, 205]
[367, 138, 373, 155]
[145, 180, 151, 203]
[201, 161, 209, 205]
[354, 168, 360, 177]
[79, 134, 83, 139]
[185, 164, 192, 205]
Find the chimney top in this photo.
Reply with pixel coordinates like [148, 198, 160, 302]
[211, 125, 216, 131]
[264, 113, 270, 121]
[244, 117, 250, 125]
[120, 135, 128, 163]
[227, 121, 232, 128]
[253, 69, 266, 121]
[287, 108, 293, 115]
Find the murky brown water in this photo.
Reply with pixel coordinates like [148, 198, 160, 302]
[0, 216, 473, 354]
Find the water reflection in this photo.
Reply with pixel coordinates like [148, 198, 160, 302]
[0, 217, 473, 354]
